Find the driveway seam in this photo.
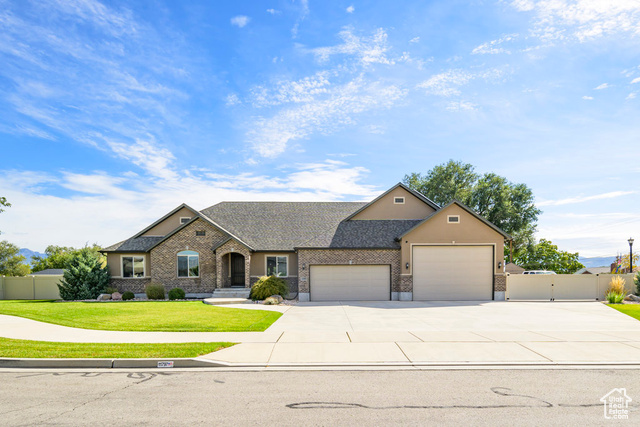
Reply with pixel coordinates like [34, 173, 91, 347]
[408, 331, 424, 342]
[515, 342, 554, 362]
[394, 342, 413, 363]
[340, 303, 355, 332]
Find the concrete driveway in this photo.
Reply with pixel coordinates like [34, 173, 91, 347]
[266, 301, 640, 333]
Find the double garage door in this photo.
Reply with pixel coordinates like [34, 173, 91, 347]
[308, 246, 493, 301]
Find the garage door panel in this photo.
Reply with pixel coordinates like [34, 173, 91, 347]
[413, 246, 493, 301]
[310, 265, 390, 301]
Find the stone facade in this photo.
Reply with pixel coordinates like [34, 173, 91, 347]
[399, 275, 413, 292]
[494, 274, 506, 292]
[149, 219, 228, 293]
[297, 249, 401, 293]
[215, 239, 251, 288]
[110, 278, 151, 294]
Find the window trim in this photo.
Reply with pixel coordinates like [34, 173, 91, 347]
[179, 217, 191, 225]
[265, 254, 289, 278]
[177, 250, 200, 278]
[447, 215, 460, 224]
[120, 255, 146, 278]
[393, 197, 405, 204]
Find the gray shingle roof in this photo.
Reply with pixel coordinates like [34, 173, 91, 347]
[102, 236, 164, 252]
[298, 220, 423, 249]
[200, 202, 367, 251]
[31, 268, 65, 275]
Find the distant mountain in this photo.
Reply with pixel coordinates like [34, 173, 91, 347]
[579, 256, 617, 268]
[18, 248, 46, 265]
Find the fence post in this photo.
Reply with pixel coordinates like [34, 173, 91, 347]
[551, 282, 554, 301]
[32, 276, 36, 299]
[0, 276, 4, 300]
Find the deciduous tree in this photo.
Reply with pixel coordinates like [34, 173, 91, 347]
[514, 239, 584, 274]
[0, 240, 30, 276]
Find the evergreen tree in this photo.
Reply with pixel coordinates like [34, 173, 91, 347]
[58, 248, 110, 300]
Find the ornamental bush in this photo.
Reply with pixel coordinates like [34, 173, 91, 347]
[145, 283, 165, 300]
[168, 287, 186, 300]
[635, 271, 640, 296]
[57, 248, 110, 300]
[250, 275, 288, 301]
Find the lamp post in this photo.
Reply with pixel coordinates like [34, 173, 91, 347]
[629, 238, 635, 273]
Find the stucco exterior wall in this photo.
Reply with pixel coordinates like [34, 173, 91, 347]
[401, 204, 505, 275]
[106, 253, 150, 278]
[250, 252, 298, 277]
[141, 207, 196, 237]
[351, 186, 435, 220]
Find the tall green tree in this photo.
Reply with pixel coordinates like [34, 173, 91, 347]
[0, 196, 9, 235]
[58, 248, 110, 300]
[514, 239, 584, 274]
[0, 240, 31, 276]
[403, 160, 541, 237]
[31, 244, 104, 272]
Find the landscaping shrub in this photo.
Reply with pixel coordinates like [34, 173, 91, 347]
[635, 271, 640, 296]
[145, 283, 165, 300]
[104, 286, 119, 294]
[250, 275, 288, 301]
[605, 275, 626, 304]
[57, 248, 110, 300]
[168, 288, 186, 300]
[122, 291, 135, 301]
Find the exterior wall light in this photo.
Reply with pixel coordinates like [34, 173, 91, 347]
[405, 262, 409, 270]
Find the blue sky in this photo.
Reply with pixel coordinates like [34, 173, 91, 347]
[0, 0, 639, 258]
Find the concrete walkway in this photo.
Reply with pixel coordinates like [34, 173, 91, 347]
[3, 301, 640, 366]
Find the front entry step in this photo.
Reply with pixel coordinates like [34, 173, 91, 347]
[213, 288, 251, 299]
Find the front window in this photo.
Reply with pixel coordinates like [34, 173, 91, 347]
[178, 250, 199, 277]
[267, 256, 287, 277]
[122, 256, 145, 278]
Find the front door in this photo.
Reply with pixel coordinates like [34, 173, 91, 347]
[231, 253, 245, 287]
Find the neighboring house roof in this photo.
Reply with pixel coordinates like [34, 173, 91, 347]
[200, 202, 367, 251]
[505, 263, 525, 274]
[574, 266, 611, 275]
[399, 200, 512, 239]
[343, 183, 439, 221]
[298, 220, 422, 249]
[31, 268, 65, 275]
[102, 236, 164, 252]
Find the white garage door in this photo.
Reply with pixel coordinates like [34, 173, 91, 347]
[310, 265, 390, 301]
[413, 246, 493, 301]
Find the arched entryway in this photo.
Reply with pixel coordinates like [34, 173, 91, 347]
[219, 251, 249, 288]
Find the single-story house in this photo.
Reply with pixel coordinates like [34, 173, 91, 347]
[574, 266, 611, 275]
[103, 183, 511, 301]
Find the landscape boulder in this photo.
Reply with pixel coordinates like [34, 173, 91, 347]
[268, 295, 284, 303]
[263, 296, 280, 305]
[111, 292, 123, 301]
[97, 293, 112, 301]
[625, 294, 640, 302]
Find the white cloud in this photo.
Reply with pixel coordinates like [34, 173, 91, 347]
[445, 100, 476, 111]
[594, 83, 610, 89]
[0, 160, 378, 251]
[510, 0, 640, 41]
[537, 191, 636, 207]
[409, 37, 420, 43]
[312, 27, 394, 65]
[266, 9, 280, 15]
[627, 92, 637, 99]
[417, 70, 473, 97]
[250, 71, 332, 108]
[248, 77, 407, 157]
[471, 34, 518, 55]
[582, 95, 594, 100]
[632, 76, 640, 84]
[291, 0, 309, 38]
[225, 93, 241, 106]
[346, 5, 355, 13]
[230, 15, 250, 28]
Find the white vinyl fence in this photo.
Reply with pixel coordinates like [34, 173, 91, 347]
[506, 273, 637, 301]
[0, 275, 63, 300]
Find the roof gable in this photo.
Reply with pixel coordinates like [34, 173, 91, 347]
[134, 204, 200, 238]
[400, 200, 511, 240]
[346, 183, 439, 221]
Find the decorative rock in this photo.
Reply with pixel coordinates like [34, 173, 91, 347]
[263, 297, 280, 305]
[111, 292, 122, 301]
[625, 294, 640, 302]
[269, 295, 284, 303]
[97, 294, 112, 301]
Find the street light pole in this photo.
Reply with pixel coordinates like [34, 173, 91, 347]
[629, 238, 635, 274]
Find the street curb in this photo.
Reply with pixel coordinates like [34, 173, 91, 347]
[0, 357, 229, 369]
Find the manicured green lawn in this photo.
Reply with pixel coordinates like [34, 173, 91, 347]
[0, 337, 234, 358]
[608, 304, 640, 321]
[0, 300, 281, 332]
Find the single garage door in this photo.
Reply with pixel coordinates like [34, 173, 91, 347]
[413, 246, 493, 301]
[310, 265, 390, 301]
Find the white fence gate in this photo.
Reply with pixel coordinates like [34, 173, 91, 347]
[506, 273, 636, 301]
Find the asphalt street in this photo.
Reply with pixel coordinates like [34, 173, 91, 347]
[1, 368, 639, 426]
